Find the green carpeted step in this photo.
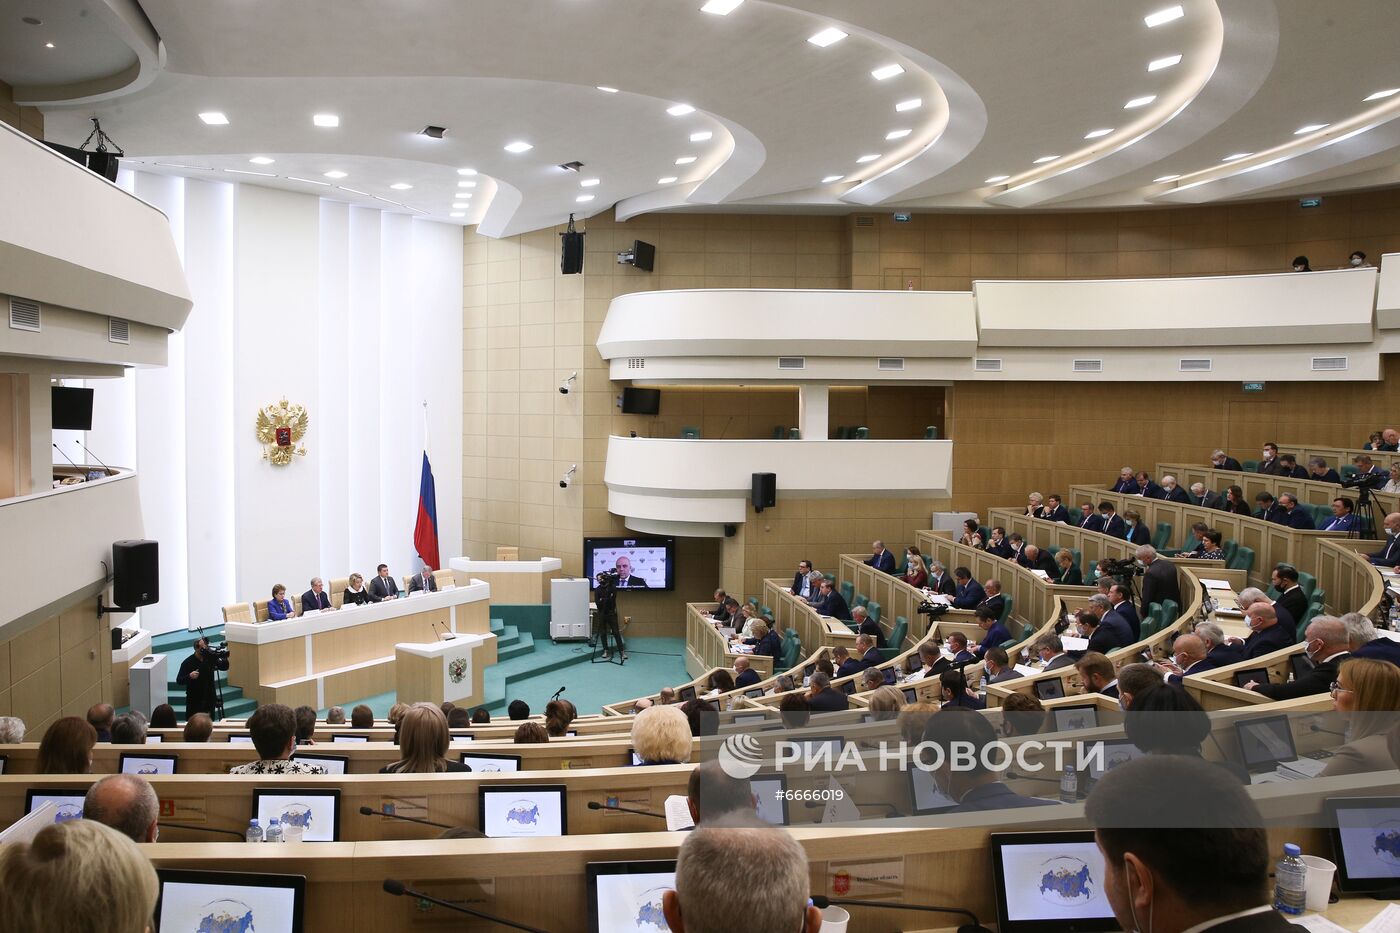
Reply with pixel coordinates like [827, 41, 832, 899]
[496, 632, 534, 662]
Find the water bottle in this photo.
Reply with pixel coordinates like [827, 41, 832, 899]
[1273, 843, 1307, 915]
[1059, 766, 1078, 803]
[245, 819, 263, 844]
[283, 821, 304, 844]
[264, 818, 283, 844]
[1388, 600, 1399, 631]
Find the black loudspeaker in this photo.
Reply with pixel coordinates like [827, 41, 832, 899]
[724, 524, 736, 538]
[751, 473, 776, 512]
[112, 539, 159, 609]
[111, 627, 124, 650]
[560, 230, 585, 274]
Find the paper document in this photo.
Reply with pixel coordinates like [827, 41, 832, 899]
[1030, 569, 1051, 581]
[1013, 664, 1040, 677]
[1276, 757, 1329, 780]
[1290, 916, 1353, 932]
[1200, 578, 1233, 590]
[1061, 635, 1089, 651]
[924, 594, 952, 606]
[664, 795, 695, 832]
[1361, 903, 1400, 933]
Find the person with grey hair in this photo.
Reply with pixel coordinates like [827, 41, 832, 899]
[1234, 586, 1268, 610]
[0, 716, 24, 743]
[110, 711, 147, 745]
[1343, 611, 1400, 666]
[83, 773, 159, 843]
[865, 539, 896, 574]
[1193, 620, 1245, 669]
[1245, 616, 1349, 698]
[663, 826, 821, 933]
[301, 576, 335, 613]
[1079, 600, 1132, 654]
[632, 697, 654, 713]
[1158, 474, 1189, 503]
[860, 666, 885, 692]
[1113, 467, 1139, 494]
[1137, 544, 1180, 619]
[1158, 633, 1209, 686]
[1309, 456, 1342, 484]
[1114, 663, 1162, 710]
[325, 706, 346, 725]
[1034, 633, 1071, 670]
[925, 559, 955, 596]
[851, 605, 884, 649]
[1188, 482, 1221, 509]
[1210, 449, 1243, 471]
[806, 671, 848, 712]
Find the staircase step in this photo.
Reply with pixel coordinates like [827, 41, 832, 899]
[496, 633, 535, 662]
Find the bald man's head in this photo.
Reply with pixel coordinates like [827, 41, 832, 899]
[1172, 634, 1206, 664]
[83, 773, 159, 843]
[86, 703, 114, 734]
[1244, 603, 1277, 630]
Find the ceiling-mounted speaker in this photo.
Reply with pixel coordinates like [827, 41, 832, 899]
[752, 472, 776, 513]
[561, 230, 585, 275]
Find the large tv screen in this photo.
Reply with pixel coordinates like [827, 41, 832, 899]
[584, 536, 675, 591]
[51, 386, 94, 431]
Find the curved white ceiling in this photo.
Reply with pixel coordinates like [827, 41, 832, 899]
[12, 0, 1400, 236]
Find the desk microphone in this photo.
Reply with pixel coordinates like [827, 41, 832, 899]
[76, 442, 114, 476]
[1309, 722, 1348, 738]
[382, 879, 552, 933]
[432, 620, 456, 641]
[551, 686, 566, 701]
[586, 800, 666, 820]
[161, 822, 248, 839]
[52, 443, 80, 469]
[809, 895, 990, 933]
[358, 805, 453, 830]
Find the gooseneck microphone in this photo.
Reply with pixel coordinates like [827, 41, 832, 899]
[161, 822, 249, 839]
[358, 805, 453, 830]
[1309, 722, 1348, 738]
[431, 620, 456, 641]
[586, 800, 666, 819]
[382, 879, 552, 933]
[52, 443, 80, 468]
[76, 442, 114, 476]
[809, 895, 991, 933]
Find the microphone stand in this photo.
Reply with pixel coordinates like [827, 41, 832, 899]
[586, 801, 666, 819]
[383, 879, 552, 933]
[810, 895, 990, 933]
[161, 822, 248, 839]
[359, 806, 453, 830]
[77, 442, 115, 476]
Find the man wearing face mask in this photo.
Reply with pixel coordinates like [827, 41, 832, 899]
[1083, 501, 1126, 538]
[1256, 443, 1282, 475]
[1275, 493, 1314, 530]
[1344, 249, 1373, 269]
[1234, 603, 1294, 660]
[1087, 755, 1290, 933]
[1244, 616, 1349, 698]
[1367, 512, 1400, 566]
[1210, 449, 1243, 472]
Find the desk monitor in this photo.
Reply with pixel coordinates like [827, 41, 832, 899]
[841, 679, 857, 695]
[331, 734, 369, 743]
[586, 859, 677, 933]
[903, 687, 918, 704]
[1085, 739, 1146, 781]
[1233, 714, 1298, 773]
[678, 685, 697, 702]
[908, 767, 957, 815]
[1034, 679, 1066, 701]
[479, 784, 567, 838]
[145, 734, 164, 744]
[291, 753, 348, 775]
[799, 736, 843, 760]
[732, 713, 767, 728]
[0, 755, 6, 775]
[154, 869, 305, 933]
[744, 688, 765, 699]
[1050, 705, 1099, 733]
[1232, 668, 1270, 689]
[450, 731, 475, 742]
[459, 752, 521, 773]
[229, 734, 254, 744]
[120, 752, 178, 776]
[629, 750, 644, 767]
[25, 789, 86, 824]
[990, 830, 1117, 932]
[251, 788, 341, 842]
[750, 775, 790, 826]
[1325, 796, 1400, 893]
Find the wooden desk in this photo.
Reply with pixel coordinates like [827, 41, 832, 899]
[448, 556, 562, 604]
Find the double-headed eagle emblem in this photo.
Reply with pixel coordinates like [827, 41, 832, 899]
[255, 398, 309, 466]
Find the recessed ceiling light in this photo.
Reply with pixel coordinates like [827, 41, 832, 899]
[1153, 174, 1181, 182]
[984, 175, 1010, 184]
[249, 156, 275, 165]
[1144, 5, 1184, 27]
[657, 176, 678, 184]
[1148, 54, 1183, 71]
[596, 85, 619, 93]
[871, 63, 905, 81]
[450, 212, 466, 218]
[1124, 95, 1157, 109]
[1364, 88, 1400, 101]
[390, 182, 413, 190]
[459, 192, 473, 198]
[452, 202, 469, 209]
[580, 178, 600, 187]
[676, 156, 697, 164]
[1222, 152, 1252, 162]
[224, 168, 275, 177]
[822, 174, 845, 183]
[886, 129, 912, 140]
[577, 195, 595, 203]
[700, 0, 744, 14]
[689, 131, 713, 142]
[198, 112, 229, 125]
[856, 153, 880, 163]
[288, 176, 331, 186]
[895, 98, 923, 113]
[338, 186, 368, 196]
[457, 167, 478, 176]
[323, 170, 347, 179]
[504, 141, 533, 153]
[44, 42, 53, 48]
[1295, 123, 1329, 135]
[1084, 128, 1113, 139]
[807, 26, 847, 47]
[667, 103, 696, 116]
[1033, 155, 1059, 164]
[312, 113, 339, 127]
[458, 180, 477, 188]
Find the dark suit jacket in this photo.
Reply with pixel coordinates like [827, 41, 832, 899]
[734, 668, 761, 689]
[988, 668, 1023, 684]
[808, 688, 849, 712]
[859, 647, 883, 669]
[976, 622, 1012, 656]
[1369, 535, 1400, 566]
[790, 570, 808, 595]
[1310, 468, 1342, 484]
[1056, 565, 1084, 586]
[300, 589, 332, 612]
[1274, 587, 1308, 632]
[1161, 486, 1190, 504]
[617, 574, 649, 588]
[1138, 481, 1164, 499]
[1255, 652, 1347, 700]
[1195, 491, 1222, 509]
[1087, 615, 1133, 654]
[1082, 513, 1126, 538]
[368, 575, 399, 600]
[1140, 560, 1181, 615]
[745, 630, 781, 660]
[1319, 513, 1358, 533]
[815, 591, 852, 621]
[1108, 601, 1141, 640]
[1205, 642, 1245, 668]
[1042, 504, 1070, 523]
[1112, 478, 1141, 494]
[1242, 622, 1294, 659]
[1281, 507, 1315, 530]
[957, 782, 1057, 812]
[950, 649, 975, 665]
[1043, 654, 1074, 671]
[1254, 505, 1286, 524]
[1168, 656, 1224, 686]
[952, 580, 986, 610]
[926, 572, 956, 596]
[1282, 465, 1309, 479]
[1216, 456, 1244, 471]
[1101, 682, 1121, 699]
[1027, 551, 1057, 574]
[408, 572, 438, 593]
[836, 658, 863, 680]
[1258, 458, 1283, 475]
[1354, 636, 1400, 666]
[867, 549, 896, 574]
[857, 617, 885, 649]
[1125, 523, 1150, 546]
[985, 540, 1014, 559]
[980, 594, 1006, 620]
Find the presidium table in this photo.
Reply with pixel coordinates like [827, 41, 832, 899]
[223, 581, 497, 710]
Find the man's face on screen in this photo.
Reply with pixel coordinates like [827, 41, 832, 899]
[615, 557, 632, 577]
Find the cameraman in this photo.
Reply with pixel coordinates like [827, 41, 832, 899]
[594, 571, 628, 662]
[176, 636, 229, 719]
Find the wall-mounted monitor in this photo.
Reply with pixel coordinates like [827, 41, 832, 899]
[51, 386, 94, 431]
[620, 387, 660, 415]
[584, 536, 675, 590]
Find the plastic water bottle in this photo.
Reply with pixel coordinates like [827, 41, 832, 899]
[245, 819, 263, 844]
[1273, 843, 1307, 915]
[264, 818, 283, 844]
[1059, 766, 1078, 803]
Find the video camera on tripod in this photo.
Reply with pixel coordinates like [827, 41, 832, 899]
[1099, 557, 1144, 578]
[916, 599, 949, 619]
[194, 626, 230, 659]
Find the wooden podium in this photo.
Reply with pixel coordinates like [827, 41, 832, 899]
[394, 633, 496, 706]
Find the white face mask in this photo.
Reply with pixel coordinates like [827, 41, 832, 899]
[1352, 256, 1363, 266]
[1262, 450, 1273, 459]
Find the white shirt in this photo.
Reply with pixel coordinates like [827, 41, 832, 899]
[1180, 905, 1274, 933]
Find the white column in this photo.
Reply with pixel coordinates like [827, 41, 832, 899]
[798, 384, 829, 441]
[317, 201, 351, 575]
[346, 207, 383, 572]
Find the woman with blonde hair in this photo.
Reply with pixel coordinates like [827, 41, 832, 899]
[343, 572, 375, 606]
[380, 702, 470, 773]
[0, 820, 158, 933]
[897, 700, 940, 745]
[1026, 492, 1044, 517]
[902, 554, 928, 590]
[742, 619, 781, 661]
[1322, 658, 1400, 777]
[631, 705, 693, 765]
[36, 716, 97, 774]
[1054, 549, 1083, 586]
[866, 685, 906, 717]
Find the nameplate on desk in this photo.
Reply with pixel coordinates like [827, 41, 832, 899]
[302, 608, 322, 618]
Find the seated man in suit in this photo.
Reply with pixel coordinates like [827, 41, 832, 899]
[983, 526, 1014, 558]
[1344, 610, 1400, 666]
[1134, 471, 1163, 499]
[855, 633, 883, 670]
[925, 560, 956, 596]
[613, 556, 649, 588]
[946, 632, 975, 665]
[1006, 532, 1027, 565]
[369, 563, 400, 601]
[1157, 474, 1190, 503]
[806, 671, 849, 712]
[1276, 493, 1315, 530]
[1276, 454, 1309, 479]
[1075, 651, 1119, 698]
[831, 646, 863, 681]
[851, 606, 884, 649]
[1107, 583, 1141, 640]
[1209, 448, 1244, 471]
[1111, 467, 1140, 494]
[1082, 501, 1126, 538]
[979, 579, 1006, 620]
[1368, 512, 1400, 566]
[1041, 493, 1071, 523]
[812, 578, 852, 621]
[920, 709, 1055, 811]
[408, 564, 439, 593]
[1252, 491, 1285, 524]
[300, 577, 336, 614]
[1193, 620, 1244, 669]
[1257, 442, 1283, 474]
[1319, 496, 1359, 533]
[1085, 756, 1298, 933]
[984, 647, 1021, 684]
[1308, 456, 1342, 484]
[788, 560, 814, 599]
[710, 590, 731, 622]
[732, 655, 761, 690]
[1034, 633, 1073, 671]
[1178, 521, 1209, 557]
[972, 606, 1011, 659]
[1245, 616, 1350, 699]
[865, 539, 896, 574]
[1079, 601, 1132, 655]
[1122, 510, 1151, 546]
[1138, 545, 1180, 619]
[1022, 544, 1057, 574]
[1352, 453, 1389, 482]
[1188, 483, 1221, 509]
[1270, 564, 1310, 626]
[1076, 502, 1095, 526]
[950, 567, 986, 609]
[1234, 602, 1295, 659]
[938, 667, 984, 709]
[1157, 632, 1213, 685]
[905, 642, 950, 682]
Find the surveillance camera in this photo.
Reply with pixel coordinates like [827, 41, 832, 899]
[559, 385, 569, 395]
[559, 477, 570, 488]
[559, 371, 578, 395]
[560, 464, 577, 489]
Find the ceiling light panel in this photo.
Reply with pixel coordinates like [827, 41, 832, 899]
[596, 86, 619, 93]
[580, 178, 601, 187]
[1364, 88, 1400, 101]
[984, 175, 1010, 184]
[807, 27, 848, 47]
[577, 195, 595, 202]
[457, 167, 478, 176]
[1153, 174, 1181, 182]
[1295, 124, 1329, 134]
[452, 201, 470, 209]
[700, 0, 744, 14]
[871, 63, 905, 81]
[822, 174, 845, 183]
[1148, 54, 1182, 71]
[886, 129, 911, 140]
[390, 182, 413, 190]
[1124, 95, 1157, 109]
[1084, 128, 1113, 139]
[1032, 155, 1059, 164]
[895, 98, 923, 112]
[323, 170, 347, 179]
[249, 156, 274, 165]
[1221, 152, 1252, 161]
[458, 180, 477, 188]
[667, 103, 696, 116]
[450, 212, 465, 218]
[313, 113, 339, 127]
[504, 141, 533, 153]
[675, 156, 697, 164]
[658, 176, 678, 184]
[198, 112, 228, 125]
[856, 154, 880, 163]
[689, 131, 713, 142]
[1144, 5, 1184, 27]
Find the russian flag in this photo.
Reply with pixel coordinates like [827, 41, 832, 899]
[413, 451, 441, 570]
